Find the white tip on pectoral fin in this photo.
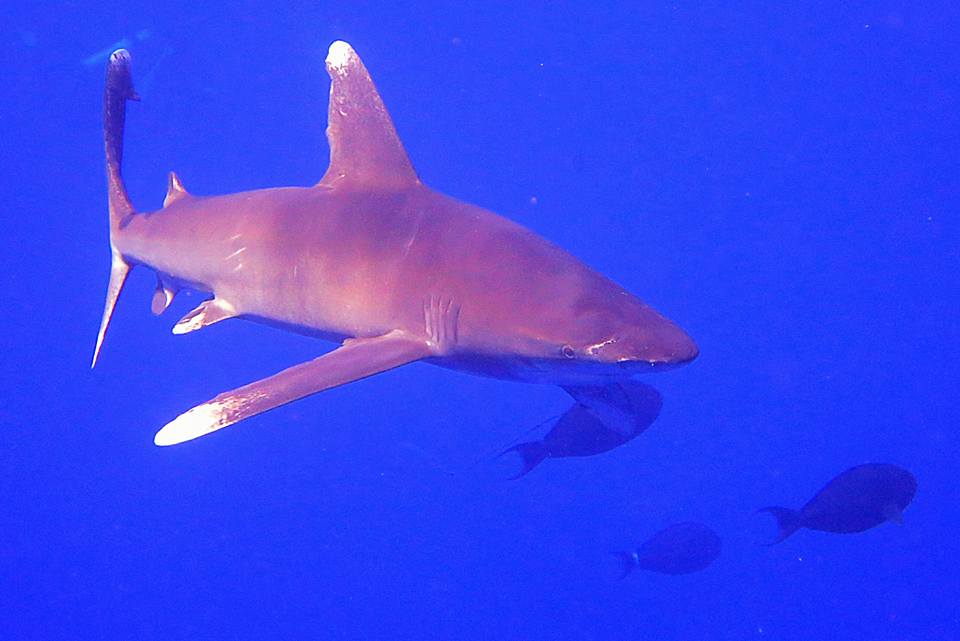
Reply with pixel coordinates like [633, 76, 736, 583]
[154, 396, 252, 446]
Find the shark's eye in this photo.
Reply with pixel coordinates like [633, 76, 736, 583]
[561, 345, 576, 359]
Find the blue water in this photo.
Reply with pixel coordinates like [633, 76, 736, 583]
[2, 3, 958, 639]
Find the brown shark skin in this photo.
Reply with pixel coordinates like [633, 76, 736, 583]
[97, 42, 698, 445]
[119, 183, 695, 384]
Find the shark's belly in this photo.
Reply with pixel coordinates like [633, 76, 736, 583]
[428, 352, 630, 386]
[211, 245, 411, 342]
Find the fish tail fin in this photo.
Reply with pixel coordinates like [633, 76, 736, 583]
[756, 506, 802, 545]
[93, 49, 140, 368]
[611, 550, 639, 579]
[499, 441, 548, 479]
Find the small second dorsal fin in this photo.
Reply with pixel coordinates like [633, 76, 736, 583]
[318, 41, 420, 190]
[163, 171, 191, 207]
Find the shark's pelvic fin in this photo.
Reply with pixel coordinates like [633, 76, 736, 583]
[318, 41, 420, 190]
[163, 171, 191, 207]
[154, 330, 431, 446]
[92, 49, 139, 368]
[172, 299, 237, 335]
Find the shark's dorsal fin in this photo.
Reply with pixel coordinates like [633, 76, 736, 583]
[318, 41, 420, 190]
[163, 171, 191, 207]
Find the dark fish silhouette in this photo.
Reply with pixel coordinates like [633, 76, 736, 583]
[93, 43, 697, 447]
[502, 382, 662, 477]
[614, 522, 722, 577]
[758, 463, 917, 544]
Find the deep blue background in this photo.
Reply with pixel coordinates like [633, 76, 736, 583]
[1, 2, 958, 639]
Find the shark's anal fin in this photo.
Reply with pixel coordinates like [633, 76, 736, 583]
[154, 330, 430, 446]
[318, 41, 420, 190]
[151, 277, 178, 315]
[172, 299, 236, 334]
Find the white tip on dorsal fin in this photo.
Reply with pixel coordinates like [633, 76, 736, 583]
[318, 41, 420, 190]
[163, 171, 191, 207]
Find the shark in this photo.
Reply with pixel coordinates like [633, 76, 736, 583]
[93, 42, 698, 447]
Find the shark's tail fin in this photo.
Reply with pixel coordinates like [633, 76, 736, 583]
[93, 49, 140, 368]
[756, 506, 803, 545]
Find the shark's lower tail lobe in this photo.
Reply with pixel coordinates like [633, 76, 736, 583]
[92, 49, 139, 368]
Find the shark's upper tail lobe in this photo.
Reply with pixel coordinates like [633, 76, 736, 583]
[92, 49, 139, 368]
[104, 49, 137, 229]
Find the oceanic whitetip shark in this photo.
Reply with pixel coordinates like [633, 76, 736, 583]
[93, 42, 698, 447]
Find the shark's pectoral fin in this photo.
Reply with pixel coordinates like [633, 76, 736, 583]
[154, 330, 430, 446]
[172, 299, 236, 334]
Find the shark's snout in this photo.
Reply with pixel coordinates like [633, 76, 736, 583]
[592, 316, 698, 372]
[644, 322, 699, 367]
